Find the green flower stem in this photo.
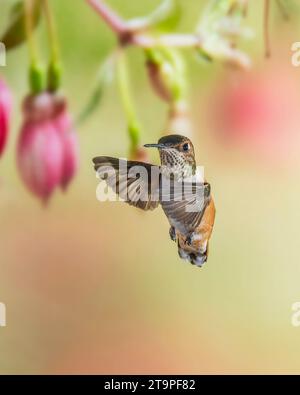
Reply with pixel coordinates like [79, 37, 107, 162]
[117, 51, 141, 153]
[42, 0, 59, 63]
[25, 0, 45, 93]
[42, 0, 62, 91]
[24, 0, 37, 64]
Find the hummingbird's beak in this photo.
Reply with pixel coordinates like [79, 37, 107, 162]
[144, 143, 166, 149]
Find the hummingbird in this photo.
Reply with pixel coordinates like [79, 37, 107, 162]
[92, 134, 215, 267]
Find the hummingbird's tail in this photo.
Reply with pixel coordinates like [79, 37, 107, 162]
[176, 231, 210, 268]
[178, 245, 208, 267]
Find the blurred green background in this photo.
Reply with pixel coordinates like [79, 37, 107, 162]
[1, 0, 300, 374]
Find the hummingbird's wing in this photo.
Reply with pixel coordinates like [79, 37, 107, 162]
[93, 156, 160, 211]
[160, 180, 211, 236]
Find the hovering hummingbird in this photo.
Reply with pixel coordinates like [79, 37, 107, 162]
[93, 134, 215, 267]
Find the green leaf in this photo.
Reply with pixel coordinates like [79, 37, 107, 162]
[275, 0, 299, 20]
[1, 0, 41, 51]
[9, 1, 24, 17]
[76, 56, 115, 126]
[127, 0, 181, 32]
[150, 0, 181, 31]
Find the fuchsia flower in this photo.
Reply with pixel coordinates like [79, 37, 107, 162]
[17, 118, 64, 203]
[0, 79, 12, 157]
[17, 92, 79, 203]
[53, 96, 79, 190]
[17, 93, 63, 203]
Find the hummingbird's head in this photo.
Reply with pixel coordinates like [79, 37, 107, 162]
[144, 134, 196, 175]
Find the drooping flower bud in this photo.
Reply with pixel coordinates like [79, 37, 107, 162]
[146, 60, 174, 102]
[17, 120, 64, 203]
[145, 48, 186, 104]
[53, 95, 79, 190]
[0, 79, 12, 157]
[17, 93, 64, 203]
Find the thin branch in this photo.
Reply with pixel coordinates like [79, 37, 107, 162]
[86, 0, 203, 48]
[43, 0, 59, 63]
[132, 34, 203, 48]
[86, 0, 249, 69]
[86, 0, 205, 48]
[24, 0, 38, 64]
[86, 0, 127, 33]
[116, 50, 141, 152]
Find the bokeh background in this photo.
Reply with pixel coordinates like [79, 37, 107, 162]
[1, 0, 300, 374]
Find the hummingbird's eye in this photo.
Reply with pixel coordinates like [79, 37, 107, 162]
[182, 143, 190, 152]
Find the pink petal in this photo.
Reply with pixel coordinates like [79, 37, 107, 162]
[54, 108, 79, 190]
[0, 79, 12, 156]
[17, 120, 64, 202]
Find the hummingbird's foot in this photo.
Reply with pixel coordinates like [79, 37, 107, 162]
[169, 226, 176, 242]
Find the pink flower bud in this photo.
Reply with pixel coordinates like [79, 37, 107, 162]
[17, 120, 64, 203]
[53, 97, 79, 190]
[146, 49, 186, 104]
[17, 93, 64, 203]
[17, 92, 79, 202]
[0, 79, 12, 157]
[146, 61, 173, 102]
[22, 92, 54, 123]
